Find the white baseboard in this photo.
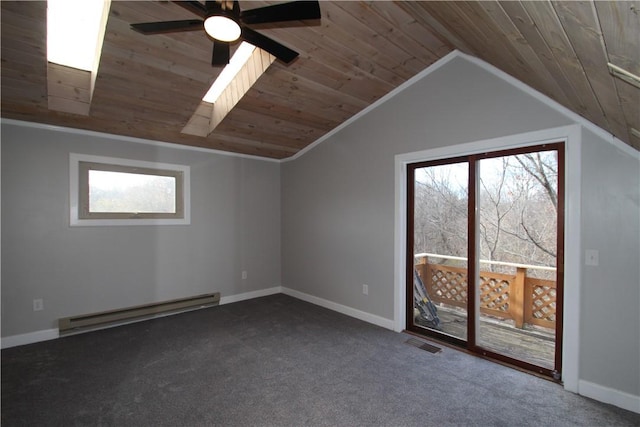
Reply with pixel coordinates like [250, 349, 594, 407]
[281, 286, 395, 330]
[579, 380, 640, 414]
[1, 287, 283, 349]
[1, 328, 59, 349]
[219, 286, 282, 305]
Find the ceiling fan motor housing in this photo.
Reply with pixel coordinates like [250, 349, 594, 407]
[131, 1, 321, 65]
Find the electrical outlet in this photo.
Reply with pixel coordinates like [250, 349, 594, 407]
[241, 271, 247, 280]
[362, 284, 368, 295]
[33, 299, 44, 311]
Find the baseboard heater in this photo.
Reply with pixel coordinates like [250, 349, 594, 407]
[58, 292, 220, 334]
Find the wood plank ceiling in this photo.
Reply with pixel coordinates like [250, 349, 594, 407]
[2, 1, 639, 159]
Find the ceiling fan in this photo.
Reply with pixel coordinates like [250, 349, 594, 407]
[130, 0, 321, 66]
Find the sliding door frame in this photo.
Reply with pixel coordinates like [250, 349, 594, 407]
[394, 125, 580, 388]
[405, 143, 564, 378]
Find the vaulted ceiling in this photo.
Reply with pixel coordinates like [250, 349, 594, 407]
[2, 1, 639, 159]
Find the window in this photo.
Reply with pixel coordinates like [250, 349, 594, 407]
[70, 154, 190, 226]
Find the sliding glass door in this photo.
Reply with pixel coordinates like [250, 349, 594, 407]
[407, 143, 564, 378]
[408, 159, 469, 343]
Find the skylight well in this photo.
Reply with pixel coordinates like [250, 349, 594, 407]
[46, 0, 111, 116]
[182, 42, 276, 137]
[203, 42, 257, 104]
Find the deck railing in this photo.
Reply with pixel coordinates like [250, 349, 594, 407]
[415, 253, 556, 329]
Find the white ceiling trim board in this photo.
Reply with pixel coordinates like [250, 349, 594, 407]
[286, 50, 637, 163]
[458, 53, 639, 160]
[282, 50, 463, 162]
[0, 118, 281, 164]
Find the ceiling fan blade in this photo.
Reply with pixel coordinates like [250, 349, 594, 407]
[205, 1, 221, 14]
[242, 27, 298, 63]
[173, 1, 208, 18]
[212, 41, 231, 66]
[240, 1, 321, 25]
[131, 20, 203, 35]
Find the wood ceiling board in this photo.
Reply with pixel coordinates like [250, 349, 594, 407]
[263, 17, 411, 89]
[451, 1, 535, 79]
[334, 2, 440, 68]
[520, 1, 610, 132]
[101, 34, 215, 86]
[552, 1, 631, 142]
[395, 2, 475, 56]
[1, 3, 47, 110]
[95, 53, 211, 104]
[255, 68, 368, 117]
[206, 132, 298, 158]
[240, 91, 346, 133]
[500, 1, 604, 125]
[311, 2, 427, 76]
[305, 3, 423, 80]
[282, 53, 398, 105]
[369, 1, 453, 59]
[1, 1, 638, 156]
[239, 90, 342, 130]
[595, 1, 640, 73]
[448, 0, 565, 107]
[472, 1, 573, 109]
[595, 1, 640, 149]
[224, 107, 326, 142]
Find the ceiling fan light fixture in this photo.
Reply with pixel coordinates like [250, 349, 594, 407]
[204, 15, 241, 42]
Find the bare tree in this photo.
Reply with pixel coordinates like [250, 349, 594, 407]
[505, 152, 558, 259]
[414, 164, 468, 266]
[413, 150, 558, 273]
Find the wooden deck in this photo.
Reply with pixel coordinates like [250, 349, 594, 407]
[419, 307, 556, 369]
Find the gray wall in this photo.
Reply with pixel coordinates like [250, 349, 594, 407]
[282, 56, 570, 319]
[281, 55, 639, 400]
[1, 123, 281, 337]
[580, 129, 640, 397]
[2, 52, 638, 405]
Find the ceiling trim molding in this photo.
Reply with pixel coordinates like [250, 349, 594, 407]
[285, 49, 638, 163]
[457, 52, 639, 160]
[5, 49, 636, 163]
[0, 118, 281, 163]
[282, 50, 463, 163]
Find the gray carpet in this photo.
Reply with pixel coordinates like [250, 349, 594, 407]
[2, 294, 639, 426]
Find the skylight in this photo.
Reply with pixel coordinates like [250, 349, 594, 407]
[203, 42, 257, 104]
[182, 43, 275, 136]
[47, 0, 110, 71]
[608, 62, 640, 89]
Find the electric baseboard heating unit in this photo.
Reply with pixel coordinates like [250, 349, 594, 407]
[58, 292, 220, 334]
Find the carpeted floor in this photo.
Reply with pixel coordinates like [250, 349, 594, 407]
[2, 294, 639, 426]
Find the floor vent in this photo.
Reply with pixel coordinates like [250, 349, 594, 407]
[405, 337, 442, 354]
[59, 292, 220, 334]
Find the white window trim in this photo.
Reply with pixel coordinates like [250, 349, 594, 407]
[70, 153, 191, 226]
